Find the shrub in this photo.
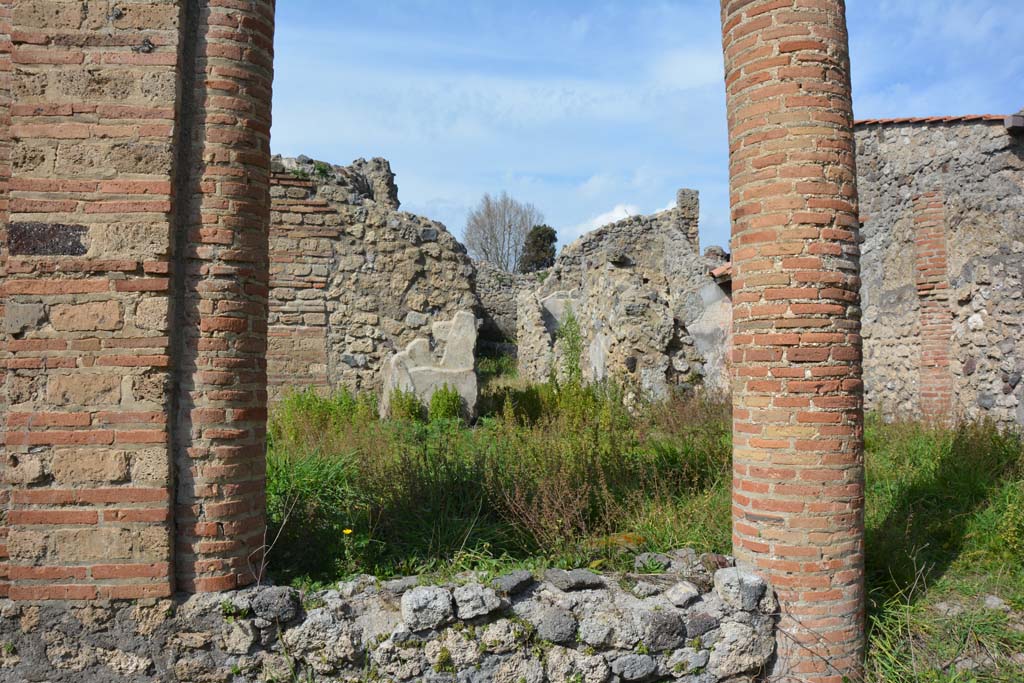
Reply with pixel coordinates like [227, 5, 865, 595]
[388, 389, 424, 422]
[429, 384, 463, 422]
[555, 307, 584, 386]
[312, 161, 332, 180]
[477, 354, 517, 383]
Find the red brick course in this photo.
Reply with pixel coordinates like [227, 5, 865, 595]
[722, 1, 865, 681]
[912, 192, 954, 422]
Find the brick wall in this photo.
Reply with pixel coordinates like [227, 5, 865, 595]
[267, 172, 332, 393]
[721, 1, 865, 681]
[0, 0, 274, 600]
[1, 0, 187, 602]
[0, 0, 12, 598]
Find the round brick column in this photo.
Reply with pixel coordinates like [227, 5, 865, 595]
[172, 0, 276, 593]
[720, 1, 865, 681]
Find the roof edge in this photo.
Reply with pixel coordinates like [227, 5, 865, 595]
[854, 115, 1006, 127]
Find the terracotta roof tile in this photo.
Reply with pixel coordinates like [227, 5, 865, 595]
[711, 263, 733, 280]
[854, 114, 1006, 126]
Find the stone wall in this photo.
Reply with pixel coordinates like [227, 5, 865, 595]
[0, 552, 777, 683]
[517, 191, 731, 401]
[267, 156, 477, 398]
[856, 116, 1024, 426]
[472, 259, 533, 345]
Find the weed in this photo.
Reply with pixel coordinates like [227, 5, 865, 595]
[555, 307, 584, 386]
[434, 646, 455, 673]
[312, 161, 332, 180]
[389, 388, 425, 422]
[430, 384, 463, 422]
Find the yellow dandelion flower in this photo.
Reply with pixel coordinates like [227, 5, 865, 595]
[343, 528, 353, 535]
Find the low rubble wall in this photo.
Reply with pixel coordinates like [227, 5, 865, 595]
[0, 549, 776, 682]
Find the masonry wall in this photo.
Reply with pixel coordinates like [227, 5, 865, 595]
[856, 118, 1024, 426]
[267, 156, 477, 399]
[0, 0, 274, 600]
[517, 190, 732, 401]
[472, 259, 532, 345]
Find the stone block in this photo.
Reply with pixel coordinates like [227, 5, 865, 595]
[51, 449, 130, 484]
[47, 374, 122, 406]
[50, 301, 122, 332]
[2, 303, 47, 335]
[380, 311, 479, 419]
[135, 298, 170, 331]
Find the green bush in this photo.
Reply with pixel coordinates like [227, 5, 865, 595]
[555, 307, 584, 386]
[429, 384, 463, 422]
[388, 389, 424, 422]
[477, 354, 517, 383]
[265, 375, 735, 583]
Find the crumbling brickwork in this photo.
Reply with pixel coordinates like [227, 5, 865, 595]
[721, 1, 865, 681]
[857, 117, 1024, 427]
[267, 156, 477, 399]
[0, 0, 274, 600]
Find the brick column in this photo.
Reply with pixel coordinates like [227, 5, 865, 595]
[721, 2, 865, 681]
[0, 0, 11, 598]
[912, 192, 954, 422]
[172, 0, 275, 593]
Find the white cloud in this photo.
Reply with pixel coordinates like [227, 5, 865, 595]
[565, 203, 641, 244]
[650, 48, 723, 91]
[577, 173, 617, 199]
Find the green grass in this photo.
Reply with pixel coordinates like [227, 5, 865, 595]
[265, 384, 1024, 680]
[863, 417, 1024, 682]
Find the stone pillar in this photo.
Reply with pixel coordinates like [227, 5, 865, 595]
[0, 0, 274, 599]
[721, 2, 865, 681]
[912, 191, 954, 422]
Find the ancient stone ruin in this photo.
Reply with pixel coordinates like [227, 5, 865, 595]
[6, 1, 1018, 681]
[0, 552, 775, 683]
[516, 191, 732, 402]
[380, 310, 479, 419]
[473, 259, 532, 350]
[267, 156, 478, 405]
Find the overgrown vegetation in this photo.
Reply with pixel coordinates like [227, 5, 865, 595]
[266, 367, 1024, 681]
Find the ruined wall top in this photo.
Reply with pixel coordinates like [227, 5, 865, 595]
[271, 155, 401, 211]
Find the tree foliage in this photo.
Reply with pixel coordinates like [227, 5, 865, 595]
[463, 192, 544, 272]
[519, 224, 557, 273]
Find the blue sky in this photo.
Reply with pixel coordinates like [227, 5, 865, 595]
[271, 1, 1024, 253]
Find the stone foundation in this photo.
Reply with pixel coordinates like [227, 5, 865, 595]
[0, 551, 775, 683]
